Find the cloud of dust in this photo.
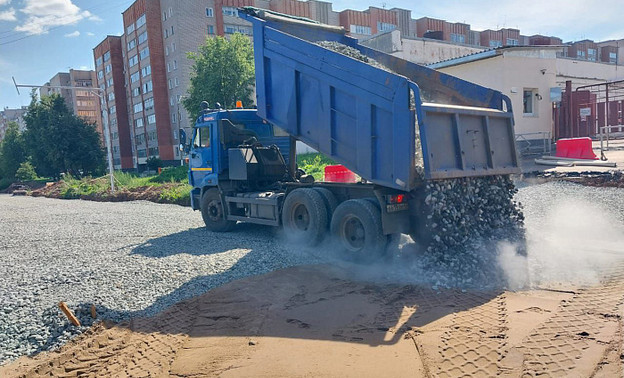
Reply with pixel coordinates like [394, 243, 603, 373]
[499, 199, 624, 290]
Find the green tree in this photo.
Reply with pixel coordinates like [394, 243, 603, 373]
[183, 33, 255, 118]
[15, 161, 38, 181]
[23, 94, 106, 179]
[0, 122, 27, 179]
[146, 156, 163, 171]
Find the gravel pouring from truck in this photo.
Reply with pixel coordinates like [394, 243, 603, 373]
[184, 8, 522, 259]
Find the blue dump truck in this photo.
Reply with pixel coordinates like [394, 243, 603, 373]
[183, 8, 520, 258]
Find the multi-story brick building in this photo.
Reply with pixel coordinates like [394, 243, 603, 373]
[567, 39, 599, 61]
[40, 70, 102, 134]
[0, 106, 28, 141]
[121, 0, 175, 167]
[94, 36, 134, 170]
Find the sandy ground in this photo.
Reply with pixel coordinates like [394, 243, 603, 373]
[2, 261, 623, 378]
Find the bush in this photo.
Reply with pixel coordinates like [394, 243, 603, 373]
[146, 157, 163, 171]
[149, 165, 188, 183]
[15, 161, 38, 181]
[159, 184, 192, 205]
[0, 178, 12, 191]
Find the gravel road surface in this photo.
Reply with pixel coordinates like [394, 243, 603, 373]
[0, 196, 319, 364]
[1, 181, 623, 366]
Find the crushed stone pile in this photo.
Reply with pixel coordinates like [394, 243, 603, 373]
[318, 41, 525, 256]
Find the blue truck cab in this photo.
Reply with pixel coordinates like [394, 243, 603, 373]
[188, 105, 292, 212]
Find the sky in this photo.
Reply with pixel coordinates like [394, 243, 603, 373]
[1, 0, 624, 109]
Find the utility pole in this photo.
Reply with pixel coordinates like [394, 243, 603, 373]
[12, 77, 116, 193]
[177, 95, 187, 167]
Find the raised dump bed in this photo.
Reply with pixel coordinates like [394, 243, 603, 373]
[240, 8, 520, 192]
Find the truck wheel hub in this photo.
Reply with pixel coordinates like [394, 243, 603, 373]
[207, 200, 222, 221]
[292, 204, 310, 231]
[341, 215, 365, 251]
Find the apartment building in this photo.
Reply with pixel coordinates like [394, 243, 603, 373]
[40, 70, 102, 134]
[122, 0, 175, 167]
[0, 106, 28, 141]
[94, 36, 134, 170]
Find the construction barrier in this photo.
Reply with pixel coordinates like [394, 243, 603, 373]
[324, 165, 356, 183]
[555, 137, 598, 160]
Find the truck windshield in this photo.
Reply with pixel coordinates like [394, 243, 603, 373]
[193, 127, 210, 148]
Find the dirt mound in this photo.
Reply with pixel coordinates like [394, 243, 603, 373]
[527, 170, 624, 188]
[2, 263, 623, 377]
[31, 181, 190, 206]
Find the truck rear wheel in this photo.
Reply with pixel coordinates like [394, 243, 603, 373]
[201, 188, 235, 232]
[330, 199, 387, 262]
[282, 188, 328, 245]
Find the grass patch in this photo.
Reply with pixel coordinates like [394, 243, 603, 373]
[297, 153, 335, 181]
[160, 184, 192, 205]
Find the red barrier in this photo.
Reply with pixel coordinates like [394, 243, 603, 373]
[324, 165, 356, 183]
[555, 137, 598, 160]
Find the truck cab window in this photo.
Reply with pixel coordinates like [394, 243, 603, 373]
[193, 127, 210, 148]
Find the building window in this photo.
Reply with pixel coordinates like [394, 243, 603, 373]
[132, 87, 141, 97]
[138, 31, 148, 45]
[147, 114, 156, 124]
[173, 60, 177, 70]
[136, 14, 146, 29]
[105, 64, 111, 74]
[137, 149, 146, 158]
[610, 52, 617, 63]
[171, 25, 174, 35]
[134, 102, 143, 113]
[129, 54, 138, 67]
[207, 25, 214, 34]
[126, 23, 135, 35]
[109, 105, 116, 114]
[141, 65, 151, 77]
[165, 28, 169, 38]
[588, 48, 597, 61]
[523, 89, 537, 116]
[222, 6, 238, 17]
[107, 92, 115, 101]
[577, 50, 586, 58]
[148, 147, 159, 156]
[171, 113, 177, 123]
[135, 118, 144, 128]
[224, 25, 251, 35]
[165, 46, 169, 56]
[168, 79, 173, 89]
[140, 47, 150, 60]
[377, 22, 395, 33]
[350, 24, 371, 35]
[489, 40, 503, 48]
[143, 80, 153, 93]
[506, 38, 519, 46]
[97, 70, 104, 79]
[130, 72, 140, 83]
[96, 57, 103, 66]
[107, 77, 113, 87]
[174, 77, 179, 87]
[162, 11, 167, 21]
[172, 42, 176, 52]
[144, 97, 154, 110]
[103, 51, 110, 62]
[127, 39, 136, 50]
[451, 33, 466, 44]
[206, 7, 213, 17]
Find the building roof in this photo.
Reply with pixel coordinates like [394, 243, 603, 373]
[427, 45, 565, 69]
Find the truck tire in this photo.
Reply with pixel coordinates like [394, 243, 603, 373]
[313, 187, 338, 220]
[281, 188, 328, 245]
[201, 188, 235, 232]
[330, 199, 387, 262]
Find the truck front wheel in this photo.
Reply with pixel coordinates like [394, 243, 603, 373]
[330, 199, 387, 262]
[281, 188, 328, 245]
[201, 188, 235, 232]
